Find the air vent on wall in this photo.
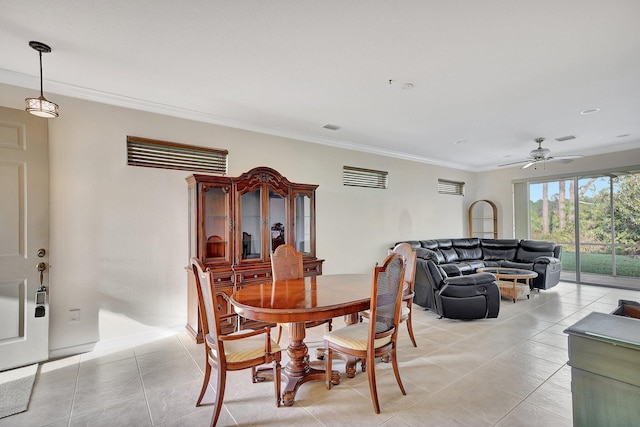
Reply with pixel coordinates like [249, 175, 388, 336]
[343, 166, 388, 189]
[127, 136, 228, 174]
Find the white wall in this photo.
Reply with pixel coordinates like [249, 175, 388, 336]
[1, 83, 476, 355]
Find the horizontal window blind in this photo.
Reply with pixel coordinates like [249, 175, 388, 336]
[127, 136, 228, 174]
[438, 178, 465, 195]
[343, 166, 388, 189]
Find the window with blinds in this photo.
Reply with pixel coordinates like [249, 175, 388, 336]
[343, 166, 388, 189]
[126, 136, 228, 174]
[438, 178, 465, 195]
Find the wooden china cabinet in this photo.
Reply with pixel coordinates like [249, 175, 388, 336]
[185, 167, 324, 343]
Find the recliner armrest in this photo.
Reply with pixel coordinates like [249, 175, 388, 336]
[440, 273, 498, 299]
[445, 272, 496, 286]
[532, 256, 560, 265]
[416, 248, 440, 263]
[554, 245, 562, 259]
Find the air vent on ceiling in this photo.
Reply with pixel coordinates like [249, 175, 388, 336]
[555, 135, 576, 142]
[438, 179, 465, 196]
[127, 136, 228, 174]
[343, 166, 388, 189]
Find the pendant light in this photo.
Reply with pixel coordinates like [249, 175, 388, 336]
[25, 41, 59, 118]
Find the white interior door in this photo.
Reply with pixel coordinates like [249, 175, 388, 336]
[0, 106, 49, 371]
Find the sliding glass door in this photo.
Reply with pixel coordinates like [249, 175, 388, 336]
[527, 172, 640, 288]
[529, 179, 577, 282]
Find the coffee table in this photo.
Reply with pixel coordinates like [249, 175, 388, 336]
[477, 267, 538, 303]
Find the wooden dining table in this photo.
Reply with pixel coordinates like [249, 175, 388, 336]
[230, 273, 371, 406]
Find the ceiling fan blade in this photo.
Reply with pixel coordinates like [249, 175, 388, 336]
[498, 159, 532, 167]
[549, 154, 584, 160]
[543, 154, 584, 164]
[521, 160, 536, 169]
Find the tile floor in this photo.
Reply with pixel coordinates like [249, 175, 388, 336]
[3, 281, 640, 426]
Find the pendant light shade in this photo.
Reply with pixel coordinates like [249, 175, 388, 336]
[25, 41, 59, 118]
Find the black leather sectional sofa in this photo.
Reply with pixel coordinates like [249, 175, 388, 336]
[397, 238, 562, 320]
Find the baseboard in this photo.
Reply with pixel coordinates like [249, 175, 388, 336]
[48, 324, 185, 360]
[93, 325, 185, 352]
[48, 342, 97, 360]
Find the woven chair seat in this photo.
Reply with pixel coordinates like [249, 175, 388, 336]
[324, 323, 391, 351]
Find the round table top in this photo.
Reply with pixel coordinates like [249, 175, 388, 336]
[230, 274, 371, 323]
[477, 267, 538, 279]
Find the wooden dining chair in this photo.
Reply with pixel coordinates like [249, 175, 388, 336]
[323, 252, 407, 414]
[361, 243, 418, 348]
[191, 258, 282, 426]
[270, 244, 332, 344]
[392, 243, 418, 347]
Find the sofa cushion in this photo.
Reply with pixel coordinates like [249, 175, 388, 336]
[502, 260, 534, 271]
[519, 239, 556, 252]
[441, 248, 459, 263]
[415, 247, 430, 259]
[436, 239, 453, 249]
[455, 246, 483, 260]
[416, 248, 446, 264]
[455, 262, 475, 275]
[440, 263, 462, 277]
[482, 260, 503, 268]
[516, 240, 555, 262]
[451, 238, 481, 248]
[516, 248, 553, 262]
[481, 239, 519, 261]
[420, 240, 439, 250]
[483, 248, 516, 261]
[481, 238, 519, 248]
[398, 240, 422, 250]
[418, 240, 446, 262]
[464, 260, 486, 271]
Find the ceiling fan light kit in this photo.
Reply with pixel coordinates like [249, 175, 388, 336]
[498, 137, 584, 169]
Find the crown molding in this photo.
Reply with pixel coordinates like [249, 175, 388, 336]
[1, 68, 472, 171]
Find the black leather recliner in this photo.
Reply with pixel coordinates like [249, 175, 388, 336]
[414, 259, 500, 320]
[501, 240, 562, 290]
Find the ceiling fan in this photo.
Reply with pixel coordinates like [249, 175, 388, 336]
[498, 137, 584, 169]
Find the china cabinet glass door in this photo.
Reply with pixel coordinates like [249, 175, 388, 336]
[240, 188, 262, 260]
[269, 189, 286, 252]
[203, 184, 232, 264]
[294, 192, 313, 254]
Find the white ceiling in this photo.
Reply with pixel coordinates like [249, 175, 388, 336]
[2, 1, 640, 171]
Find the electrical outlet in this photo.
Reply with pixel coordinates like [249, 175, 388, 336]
[70, 309, 80, 322]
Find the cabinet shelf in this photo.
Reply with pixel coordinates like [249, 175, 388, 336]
[469, 200, 498, 239]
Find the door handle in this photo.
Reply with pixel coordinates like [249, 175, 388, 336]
[37, 262, 47, 287]
[35, 262, 48, 317]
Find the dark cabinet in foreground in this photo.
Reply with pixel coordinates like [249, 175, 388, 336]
[186, 167, 324, 342]
[564, 310, 640, 426]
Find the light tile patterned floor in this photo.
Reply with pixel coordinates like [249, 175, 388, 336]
[2, 281, 639, 426]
